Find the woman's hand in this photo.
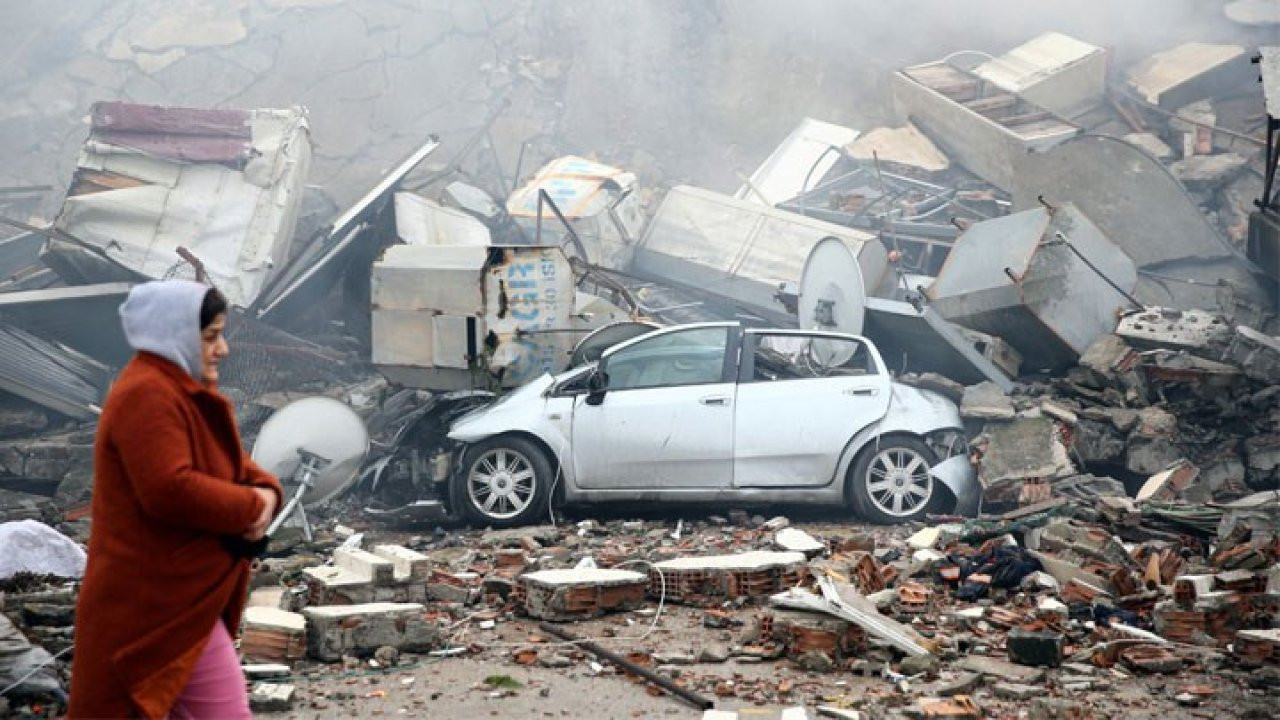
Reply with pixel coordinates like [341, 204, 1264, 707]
[243, 487, 278, 540]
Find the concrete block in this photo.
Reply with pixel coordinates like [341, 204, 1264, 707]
[302, 603, 439, 661]
[241, 607, 307, 662]
[516, 568, 648, 621]
[372, 544, 431, 582]
[334, 547, 395, 586]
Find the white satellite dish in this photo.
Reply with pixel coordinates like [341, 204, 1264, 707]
[799, 236, 867, 335]
[252, 396, 369, 540]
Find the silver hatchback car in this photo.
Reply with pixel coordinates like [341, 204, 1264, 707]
[446, 323, 979, 527]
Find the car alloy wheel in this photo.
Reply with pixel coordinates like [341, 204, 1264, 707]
[467, 447, 537, 520]
[865, 446, 934, 518]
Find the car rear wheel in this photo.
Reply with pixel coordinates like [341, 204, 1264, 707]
[451, 436, 552, 528]
[849, 437, 937, 524]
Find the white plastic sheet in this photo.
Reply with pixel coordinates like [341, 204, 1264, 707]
[0, 520, 86, 580]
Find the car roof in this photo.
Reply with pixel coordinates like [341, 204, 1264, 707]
[599, 322, 871, 359]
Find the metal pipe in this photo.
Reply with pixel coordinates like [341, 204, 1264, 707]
[537, 189, 589, 262]
[536, 622, 714, 710]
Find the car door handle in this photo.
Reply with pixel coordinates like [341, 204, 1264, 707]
[845, 387, 879, 397]
[699, 395, 731, 406]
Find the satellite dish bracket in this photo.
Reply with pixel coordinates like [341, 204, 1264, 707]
[266, 448, 333, 541]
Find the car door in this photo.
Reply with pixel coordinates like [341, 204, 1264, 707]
[733, 331, 891, 488]
[572, 325, 738, 490]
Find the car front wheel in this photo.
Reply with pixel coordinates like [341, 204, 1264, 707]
[849, 436, 938, 524]
[450, 436, 552, 528]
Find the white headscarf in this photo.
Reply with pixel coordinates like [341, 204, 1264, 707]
[119, 280, 210, 379]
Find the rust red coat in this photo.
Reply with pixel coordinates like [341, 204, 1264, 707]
[69, 353, 282, 719]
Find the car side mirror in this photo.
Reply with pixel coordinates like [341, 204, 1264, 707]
[585, 368, 608, 406]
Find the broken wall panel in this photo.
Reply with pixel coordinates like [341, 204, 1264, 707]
[893, 58, 1079, 191]
[971, 32, 1108, 118]
[926, 203, 1138, 372]
[1012, 135, 1273, 319]
[54, 101, 312, 309]
[1126, 43, 1254, 109]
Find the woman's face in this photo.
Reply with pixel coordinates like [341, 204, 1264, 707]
[200, 313, 230, 384]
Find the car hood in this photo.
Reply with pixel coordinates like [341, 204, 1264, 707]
[448, 373, 556, 440]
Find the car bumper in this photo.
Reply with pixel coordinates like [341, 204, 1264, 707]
[931, 454, 981, 517]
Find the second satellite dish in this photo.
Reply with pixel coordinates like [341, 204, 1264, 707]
[252, 396, 370, 508]
[799, 236, 867, 336]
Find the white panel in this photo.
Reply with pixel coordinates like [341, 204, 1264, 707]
[431, 315, 474, 369]
[371, 309, 434, 367]
[370, 244, 486, 314]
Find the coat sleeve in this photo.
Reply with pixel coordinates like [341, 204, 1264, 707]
[243, 458, 284, 512]
[110, 387, 263, 535]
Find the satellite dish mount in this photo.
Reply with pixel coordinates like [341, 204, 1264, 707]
[266, 448, 333, 541]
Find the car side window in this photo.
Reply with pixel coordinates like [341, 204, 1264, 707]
[748, 334, 877, 382]
[604, 327, 730, 390]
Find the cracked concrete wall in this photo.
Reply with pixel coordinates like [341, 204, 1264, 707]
[0, 0, 1270, 223]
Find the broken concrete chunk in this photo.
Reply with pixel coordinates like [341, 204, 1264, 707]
[992, 682, 1041, 700]
[302, 603, 438, 661]
[516, 568, 648, 621]
[978, 416, 1075, 490]
[249, 682, 296, 712]
[1170, 153, 1249, 195]
[960, 382, 1015, 421]
[774, 527, 825, 556]
[1115, 307, 1230, 352]
[957, 655, 1047, 684]
[1127, 42, 1250, 108]
[1224, 325, 1280, 385]
[1071, 420, 1126, 464]
[1136, 459, 1200, 502]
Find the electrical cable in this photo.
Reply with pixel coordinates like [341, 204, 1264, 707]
[0, 645, 71, 697]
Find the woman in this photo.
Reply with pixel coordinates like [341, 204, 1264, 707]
[69, 280, 282, 719]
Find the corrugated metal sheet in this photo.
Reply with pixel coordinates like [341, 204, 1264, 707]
[0, 283, 134, 364]
[0, 323, 111, 419]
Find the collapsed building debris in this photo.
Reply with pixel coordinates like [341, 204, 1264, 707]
[0, 17, 1278, 720]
